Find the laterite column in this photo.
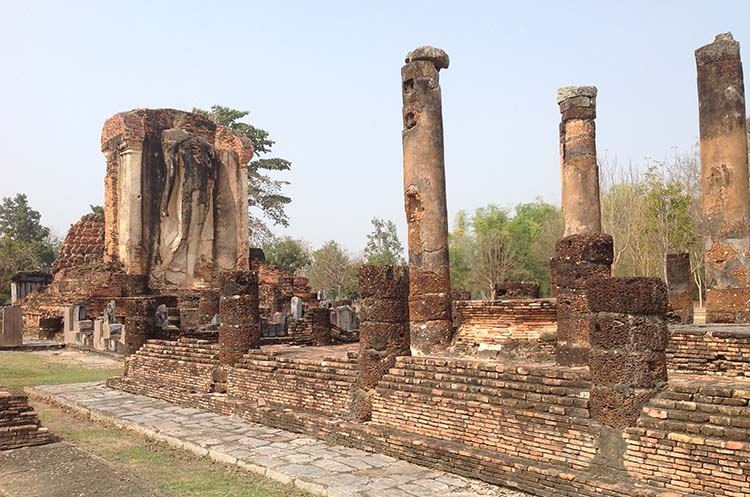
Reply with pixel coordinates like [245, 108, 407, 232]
[587, 278, 669, 428]
[402, 45, 453, 355]
[219, 271, 260, 366]
[552, 234, 613, 366]
[696, 33, 750, 323]
[352, 265, 410, 421]
[665, 253, 693, 324]
[557, 86, 601, 237]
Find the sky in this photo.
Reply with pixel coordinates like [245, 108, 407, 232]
[1, 1, 749, 255]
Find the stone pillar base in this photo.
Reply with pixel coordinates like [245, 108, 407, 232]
[706, 287, 750, 323]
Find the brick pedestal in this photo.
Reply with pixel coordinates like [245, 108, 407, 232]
[123, 298, 156, 357]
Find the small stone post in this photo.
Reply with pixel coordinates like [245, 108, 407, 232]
[665, 253, 694, 324]
[696, 33, 750, 323]
[557, 86, 601, 237]
[401, 45, 453, 355]
[551, 234, 613, 366]
[352, 265, 410, 421]
[587, 278, 669, 428]
[218, 271, 260, 366]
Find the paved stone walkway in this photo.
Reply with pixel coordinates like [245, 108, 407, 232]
[27, 382, 531, 497]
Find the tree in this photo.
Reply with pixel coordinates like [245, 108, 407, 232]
[364, 218, 404, 265]
[507, 200, 563, 295]
[263, 237, 311, 274]
[0, 194, 57, 302]
[0, 194, 50, 243]
[471, 205, 515, 299]
[449, 210, 475, 295]
[307, 241, 359, 299]
[193, 105, 292, 243]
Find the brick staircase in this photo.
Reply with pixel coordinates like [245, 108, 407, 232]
[0, 387, 55, 450]
[107, 338, 222, 403]
[625, 375, 750, 496]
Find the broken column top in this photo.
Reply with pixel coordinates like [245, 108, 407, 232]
[556, 86, 597, 105]
[405, 46, 450, 70]
[696, 32, 740, 65]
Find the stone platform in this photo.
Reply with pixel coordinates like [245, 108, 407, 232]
[27, 382, 529, 497]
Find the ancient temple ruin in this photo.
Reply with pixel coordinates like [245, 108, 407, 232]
[11, 35, 750, 497]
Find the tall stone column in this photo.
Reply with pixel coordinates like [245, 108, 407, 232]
[557, 86, 601, 237]
[218, 271, 260, 366]
[401, 45, 453, 355]
[696, 33, 750, 323]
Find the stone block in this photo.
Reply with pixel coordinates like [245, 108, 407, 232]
[554, 233, 613, 265]
[587, 277, 668, 315]
[0, 306, 23, 347]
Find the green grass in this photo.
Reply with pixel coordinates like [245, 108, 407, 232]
[0, 351, 123, 390]
[34, 401, 310, 497]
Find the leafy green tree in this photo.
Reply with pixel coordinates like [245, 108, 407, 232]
[507, 200, 563, 295]
[307, 241, 359, 299]
[364, 218, 404, 265]
[471, 205, 514, 298]
[193, 105, 292, 244]
[449, 210, 475, 295]
[263, 237, 311, 274]
[0, 194, 57, 302]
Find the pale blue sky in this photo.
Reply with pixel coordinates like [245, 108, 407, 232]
[1, 1, 749, 254]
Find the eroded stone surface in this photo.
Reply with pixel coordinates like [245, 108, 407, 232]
[696, 33, 750, 323]
[402, 47, 453, 355]
[28, 382, 529, 497]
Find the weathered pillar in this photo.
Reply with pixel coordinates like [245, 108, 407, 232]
[123, 298, 155, 357]
[551, 234, 613, 366]
[557, 86, 601, 237]
[352, 265, 410, 421]
[696, 33, 750, 323]
[218, 271, 260, 366]
[309, 307, 332, 346]
[401, 45, 453, 355]
[587, 277, 669, 428]
[665, 253, 694, 324]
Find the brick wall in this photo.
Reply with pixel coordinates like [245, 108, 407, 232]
[0, 387, 55, 450]
[452, 299, 557, 356]
[371, 356, 596, 471]
[668, 325, 750, 378]
[227, 350, 357, 418]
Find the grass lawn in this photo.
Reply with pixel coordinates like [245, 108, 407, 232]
[0, 350, 123, 390]
[0, 350, 311, 497]
[0, 351, 122, 390]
